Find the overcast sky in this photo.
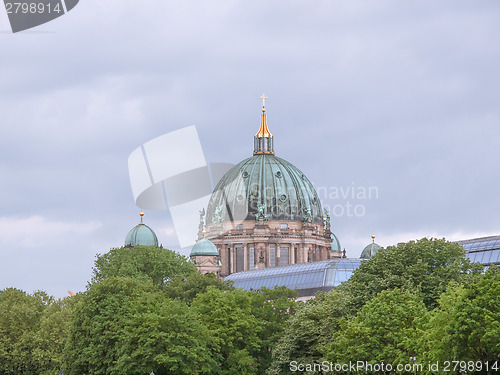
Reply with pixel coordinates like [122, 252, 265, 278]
[1, 0, 499, 298]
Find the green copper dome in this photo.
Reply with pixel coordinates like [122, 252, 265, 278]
[360, 238, 381, 259]
[125, 223, 158, 247]
[206, 154, 323, 224]
[190, 239, 219, 256]
[331, 233, 341, 252]
[206, 99, 324, 226]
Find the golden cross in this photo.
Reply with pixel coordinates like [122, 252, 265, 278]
[260, 93, 268, 108]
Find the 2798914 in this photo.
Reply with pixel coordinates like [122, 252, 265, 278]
[442, 361, 498, 372]
[5, 2, 63, 14]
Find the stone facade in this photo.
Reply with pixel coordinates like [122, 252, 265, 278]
[190, 254, 221, 276]
[206, 219, 340, 277]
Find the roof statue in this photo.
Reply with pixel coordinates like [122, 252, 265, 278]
[324, 209, 331, 231]
[211, 205, 224, 224]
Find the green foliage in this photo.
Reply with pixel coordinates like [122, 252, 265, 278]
[66, 277, 155, 374]
[417, 266, 499, 371]
[192, 287, 266, 374]
[90, 245, 196, 289]
[269, 288, 350, 375]
[116, 292, 216, 374]
[451, 266, 499, 363]
[32, 297, 75, 375]
[0, 288, 45, 374]
[269, 238, 487, 374]
[326, 288, 427, 369]
[2, 238, 495, 375]
[0, 288, 71, 375]
[163, 271, 233, 303]
[345, 237, 481, 310]
[249, 287, 298, 372]
[66, 276, 215, 375]
[414, 283, 466, 367]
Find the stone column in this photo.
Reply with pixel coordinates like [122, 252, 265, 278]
[243, 243, 248, 271]
[267, 244, 272, 267]
[225, 245, 230, 275]
[231, 246, 236, 274]
[276, 242, 280, 266]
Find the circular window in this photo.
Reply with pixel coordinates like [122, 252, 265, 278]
[242, 171, 249, 178]
[275, 171, 282, 178]
[237, 194, 245, 203]
[280, 194, 287, 202]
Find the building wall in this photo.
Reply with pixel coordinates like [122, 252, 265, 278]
[190, 254, 221, 276]
[206, 219, 339, 277]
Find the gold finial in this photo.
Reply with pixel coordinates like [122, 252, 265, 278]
[255, 94, 272, 138]
[140, 210, 144, 223]
[260, 93, 268, 112]
[253, 94, 274, 154]
[371, 234, 376, 243]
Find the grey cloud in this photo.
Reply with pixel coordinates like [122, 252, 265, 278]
[1, 0, 499, 297]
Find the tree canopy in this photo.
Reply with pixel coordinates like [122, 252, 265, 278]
[0, 288, 71, 375]
[325, 288, 427, 368]
[345, 237, 482, 310]
[66, 276, 216, 375]
[90, 245, 196, 289]
[2, 238, 497, 375]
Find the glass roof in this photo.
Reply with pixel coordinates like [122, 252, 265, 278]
[457, 235, 500, 265]
[457, 236, 500, 252]
[225, 258, 362, 291]
[466, 249, 500, 265]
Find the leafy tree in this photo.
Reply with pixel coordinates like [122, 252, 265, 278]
[192, 287, 264, 375]
[248, 286, 298, 373]
[0, 288, 52, 375]
[66, 277, 154, 374]
[450, 266, 499, 364]
[345, 237, 482, 311]
[269, 287, 349, 375]
[163, 271, 233, 304]
[66, 276, 215, 375]
[325, 288, 427, 372]
[32, 297, 75, 375]
[90, 245, 196, 289]
[417, 266, 499, 373]
[116, 291, 216, 374]
[413, 282, 465, 370]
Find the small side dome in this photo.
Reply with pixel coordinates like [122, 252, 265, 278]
[125, 211, 159, 247]
[190, 239, 219, 256]
[360, 235, 381, 259]
[331, 233, 341, 252]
